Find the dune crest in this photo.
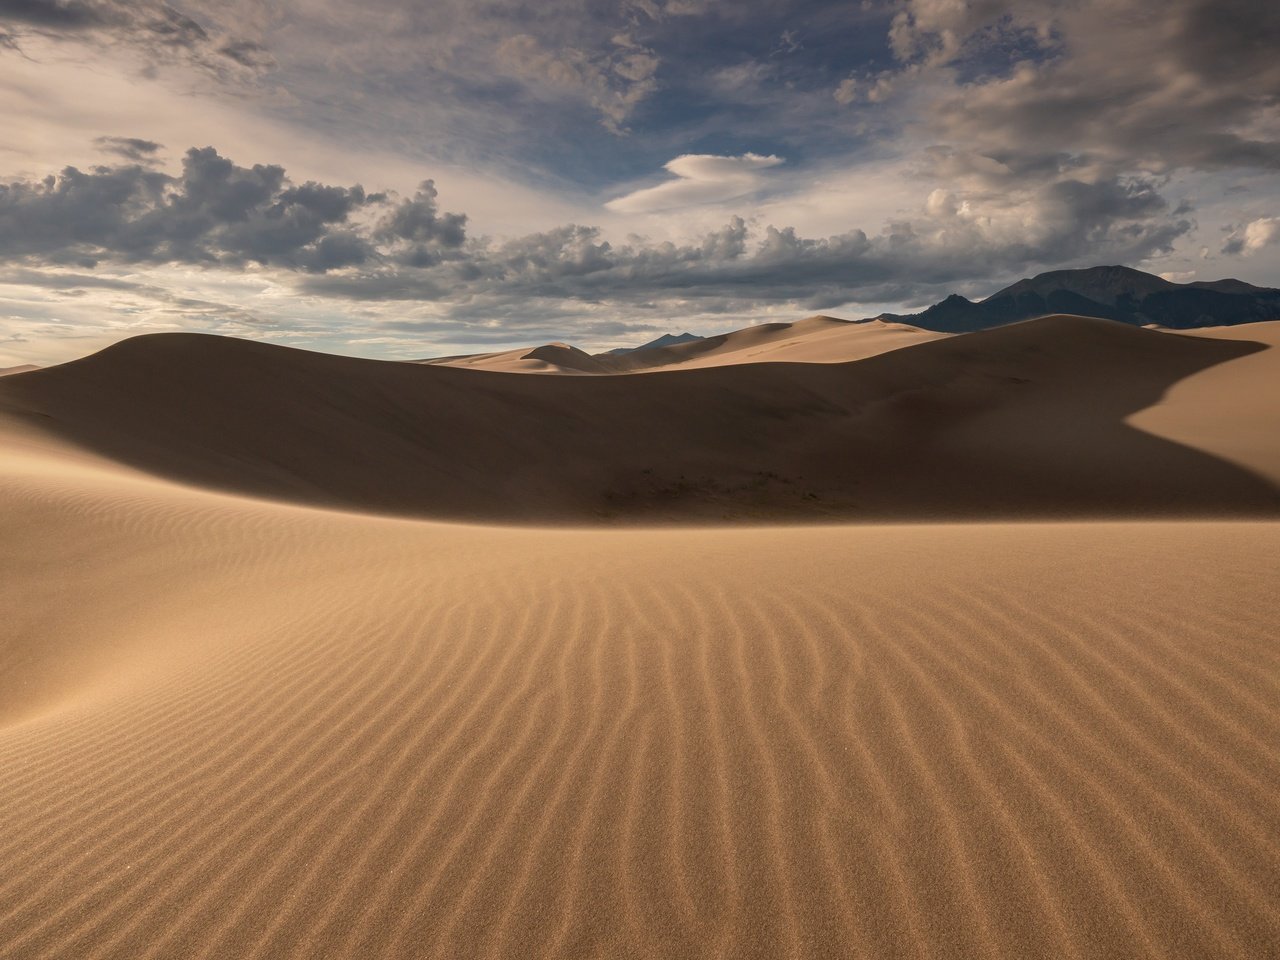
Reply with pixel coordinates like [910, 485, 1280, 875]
[1, 315, 1275, 523]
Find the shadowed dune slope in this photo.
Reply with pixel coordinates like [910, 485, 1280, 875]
[1, 438, 1278, 959]
[0, 315, 1276, 521]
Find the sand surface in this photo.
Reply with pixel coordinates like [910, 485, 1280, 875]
[421, 342, 606, 375]
[1, 427, 1278, 959]
[2, 315, 1275, 521]
[2, 317, 1278, 958]
[1131, 321, 1280, 485]
[605, 316, 952, 372]
[427, 316, 948, 374]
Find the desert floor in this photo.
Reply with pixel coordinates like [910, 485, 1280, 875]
[1, 318, 1278, 959]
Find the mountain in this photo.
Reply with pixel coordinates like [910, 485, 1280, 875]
[604, 331, 703, 355]
[873, 265, 1280, 332]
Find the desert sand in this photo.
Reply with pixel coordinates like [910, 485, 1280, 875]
[1, 314, 1278, 959]
[2, 315, 1276, 522]
[426, 315, 948, 374]
[1131, 321, 1280, 485]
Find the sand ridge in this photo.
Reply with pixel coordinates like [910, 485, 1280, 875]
[425, 315, 950, 374]
[2, 314, 1276, 522]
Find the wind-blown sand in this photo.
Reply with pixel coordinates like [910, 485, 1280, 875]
[1, 316, 1278, 959]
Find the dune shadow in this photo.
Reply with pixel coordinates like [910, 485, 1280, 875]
[1, 317, 1276, 523]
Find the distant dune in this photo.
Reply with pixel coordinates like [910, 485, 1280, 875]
[421, 341, 609, 375]
[0, 364, 39, 377]
[426, 315, 949, 374]
[2, 315, 1275, 522]
[600, 315, 951, 372]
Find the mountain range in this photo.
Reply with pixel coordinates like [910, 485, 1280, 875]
[870, 265, 1280, 332]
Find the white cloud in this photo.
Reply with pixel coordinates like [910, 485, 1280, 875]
[605, 153, 784, 214]
[1223, 217, 1280, 256]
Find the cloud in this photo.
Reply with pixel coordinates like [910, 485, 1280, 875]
[1, 143, 1195, 324]
[891, 0, 1280, 175]
[494, 32, 661, 133]
[1222, 217, 1280, 256]
[93, 135, 163, 163]
[374, 180, 468, 267]
[0, 0, 103, 28]
[0, 0, 274, 80]
[606, 153, 784, 213]
[304, 164, 1191, 312]
[0, 147, 382, 270]
[833, 77, 858, 105]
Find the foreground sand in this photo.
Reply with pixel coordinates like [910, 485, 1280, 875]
[1, 426, 1278, 959]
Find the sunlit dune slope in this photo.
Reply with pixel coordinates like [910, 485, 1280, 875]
[1, 434, 1278, 959]
[427, 316, 948, 374]
[1, 314, 1275, 521]
[601, 315, 951, 371]
[1131, 320, 1280, 485]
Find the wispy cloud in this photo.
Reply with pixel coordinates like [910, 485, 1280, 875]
[606, 153, 783, 213]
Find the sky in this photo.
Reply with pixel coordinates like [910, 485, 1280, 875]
[1, 0, 1278, 366]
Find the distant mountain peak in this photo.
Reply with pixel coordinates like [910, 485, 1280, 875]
[870, 265, 1280, 333]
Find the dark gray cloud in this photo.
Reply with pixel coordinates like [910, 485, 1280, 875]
[374, 180, 468, 267]
[0, 147, 381, 271]
[892, 0, 1280, 177]
[2, 142, 1193, 316]
[302, 168, 1191, 310]
[93, 136, 163, 162]
[0, 0, 273, 79]
[0, 0, 103, 28]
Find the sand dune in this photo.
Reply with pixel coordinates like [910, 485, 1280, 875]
[1132, 321, 1280, 485]
[3, 316, 1279, 958]
[421, 342, 608, 375]
[2, 315, 1275, 522]
[0, 364, 39, 377]
[1, 427, 1278, 959]
[602, 315, 951, 372]
[428, 315, 949, 374]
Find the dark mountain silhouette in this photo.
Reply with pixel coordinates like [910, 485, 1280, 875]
[871, 265, 1280, 332]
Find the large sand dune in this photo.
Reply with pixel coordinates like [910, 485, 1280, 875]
[0, 428, 1278, 959]
[1, 315, 1276, 521]
[424, 316, 947, 374]
[2, 315, 1278, 958]
[601, 316, 951, 372]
